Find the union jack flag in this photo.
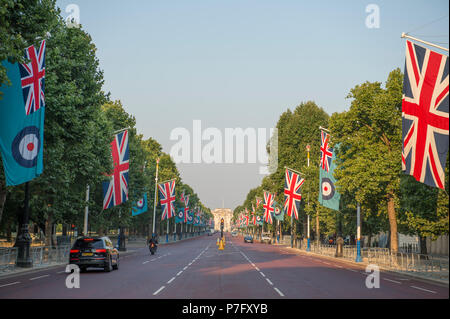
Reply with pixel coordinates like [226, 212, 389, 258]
[256, 197, 262, 208]
[158, 179, 176, 220]
[102, 130, 129, 210]
[284, 169, 304, 220]
[180, 191, 185, 204]
[320, 131, 333, 172]
[402, 40, 449, 189]
[19, 40, 46, 116]
[263, 191, 274, 224]
[184, 195, 190, 207]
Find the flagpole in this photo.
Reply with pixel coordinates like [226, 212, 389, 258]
[306, 146, 311, 252]
[83, 185, 89, 236]
[166, 217, 169, 243]
[355, 202, 363, 262]
[152, 158, 159, 237]
[15, 182, 33, 268]
[401, 32, 449, 52]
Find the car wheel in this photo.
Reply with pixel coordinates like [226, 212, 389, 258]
[104, 256, 112, 272]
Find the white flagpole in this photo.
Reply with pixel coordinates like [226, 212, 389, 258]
[83, 185, 89, 236]
[401, 33, 449, 52]
[152, 158, 159, 237]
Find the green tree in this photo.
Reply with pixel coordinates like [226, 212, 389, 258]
[330, 68, 404, 253]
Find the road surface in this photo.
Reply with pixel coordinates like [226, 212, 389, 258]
[0, 232, 447, 299]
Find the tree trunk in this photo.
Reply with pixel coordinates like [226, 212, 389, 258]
[419, 235, 428, 255]
[387, 193, 398, 253]
[316, 211, 320, 244]
[45, 211, 53, 247]
[0, 182, 6, 226]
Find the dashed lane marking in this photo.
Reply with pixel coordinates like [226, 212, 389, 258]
[383, 278, 401, 284]
[0, 282, 20, 288]
[410, 286, 437, 294]
[274, 287, 285, 297]
[167, 277, 176, 284]
[29, 275, 50, 281]
[153, 286, 165, 295]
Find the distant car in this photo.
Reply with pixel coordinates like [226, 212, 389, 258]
[244, 235, 253, 243]
[261, 234, 272, 244]
[208, 229, 214, 236]
[231, 232, 238, 237]
[69, 236, 119, 272]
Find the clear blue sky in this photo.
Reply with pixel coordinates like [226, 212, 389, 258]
[56, 0, 449, 210]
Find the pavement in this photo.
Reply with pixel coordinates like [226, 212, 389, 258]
[0, 232, 447, 299]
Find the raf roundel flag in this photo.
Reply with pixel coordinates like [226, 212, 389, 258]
[132, 193, 148, 216]
[0, 41, 46, 186]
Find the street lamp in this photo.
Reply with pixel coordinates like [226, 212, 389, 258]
[306, 144, 311, 252]
[355, 202, 362, 262]
[152, 158, 159, 238]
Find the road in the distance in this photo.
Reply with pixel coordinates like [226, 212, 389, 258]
[0, 232, 447, 299]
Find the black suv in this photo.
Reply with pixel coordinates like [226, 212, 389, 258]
[69, 236, 119, 272]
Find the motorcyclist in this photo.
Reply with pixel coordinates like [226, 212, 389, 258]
[148, 234, 158, 253]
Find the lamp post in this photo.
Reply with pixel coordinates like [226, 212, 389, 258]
[306, 144, 311, 252]
[152, 158, 159, 238]
[355, 202, 362, 262]
[83, 185, 89, 236]
[15, 182, 33, 268]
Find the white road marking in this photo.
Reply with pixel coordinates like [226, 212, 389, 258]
[29, 275, 49, 281]
[183, 266, 188, 270]
[410, 286, 437, 294]
[260, 272, 266, 277]
[176, 271, 183, 276]
[0, 282, 20, 288]
[266, 278, 273, 285]
[348, 269, 357, 272]
[167, 277, 176, 284]
[57, 271, 66, 274]
[383, 278, 401, 284]
[274, 287, 285, 297]
[153, 286, 165, 295]
[143, 261, 149, 264]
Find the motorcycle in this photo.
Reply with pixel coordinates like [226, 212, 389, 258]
[149, 242, 157, 255]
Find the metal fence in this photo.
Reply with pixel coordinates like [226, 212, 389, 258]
[292, 242, 448, 282]
[0, 245, 71, 274]
[0, 247, 18, 273]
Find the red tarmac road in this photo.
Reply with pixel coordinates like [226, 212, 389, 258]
[0, 232, 448, 299]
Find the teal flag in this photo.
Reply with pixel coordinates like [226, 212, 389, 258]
[187, 210, 194, 224]
[273, 201, 284, 221]
[256, 215, 264, 226]
[175, 208, 184, 223]
[132, 193, 148, 216]
[318, 138, 341, 211]
[0, 41, 46, 186]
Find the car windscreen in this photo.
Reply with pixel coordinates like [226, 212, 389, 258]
[72, 239, 104, 249]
